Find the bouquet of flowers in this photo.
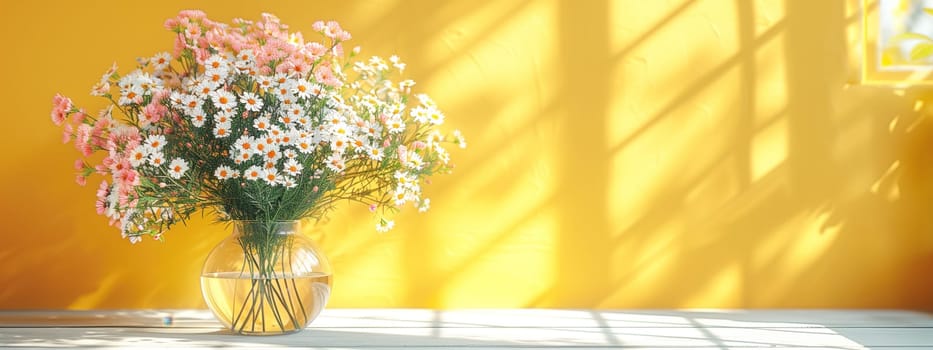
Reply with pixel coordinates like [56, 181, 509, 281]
[50, 10, 464, 334]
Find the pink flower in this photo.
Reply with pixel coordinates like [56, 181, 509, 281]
[75, 175, 87, 186]
[95, 181, 110, 214]
[369, 204, 377, 212]
[74, 124, 93, 157]
[74, 159, 85, 170]
[62, 124, 73, 143]
[51, 93, 72, 126]
[412, 141, 426, 150]
[71, 110, 87, 124]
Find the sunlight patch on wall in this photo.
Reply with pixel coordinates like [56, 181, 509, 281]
[751, 117, 788, 183]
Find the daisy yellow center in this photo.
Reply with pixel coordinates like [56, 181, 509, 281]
[220, 170, 228, 177]
[211, 62, 220, 69]
[127, 92, 137, 99]
[247, 98, 255, 105]
[297, 85, 307, 92]
[174, 165, 182, 172]
[219, 97, 228, 104]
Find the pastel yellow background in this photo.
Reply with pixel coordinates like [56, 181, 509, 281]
[1, 0, 932, 310]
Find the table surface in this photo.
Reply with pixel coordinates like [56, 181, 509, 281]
[0, 309, 931, 349]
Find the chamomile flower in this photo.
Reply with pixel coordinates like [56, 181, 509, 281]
[326, 153, 345, 172]
[404, 152, 423, 170]
[214, 165, 235, 180]
[210, 90, 236, 110]
[261, 168, 280, 185]
[167, 158, 189, 179]
[151, 52, 172, 71]
[190, 111, 207, 127]
[283, 158, 303, 176]
[282, 177, 298, 188]
[234, 49, 255, 69]
[214, 111, 232, 125]
[292, 80, 314, 99]
[213, 122, 231, 138]
[256, 75, 275, 91]
[331, 136, 349, 152]
[118, 85, 144, 105]
[296, 138, 315, 154]
[204, 54, 228, 74]
[410, 106, 429, 124]
[427, 108, 445, 125]
[149, 152, 165, 167]
[262, 146, 282, 162]
[283, 149, 298, 159]
[254, 116, 271, 131]
[146, 135, 167, 151]
[366, 145, 385, 161]
[244, 166, 262, 181]
[240, 91, 263, 112]
[128, 146, 149, 167]
[375, 219, 395, 233]
[235, 136, 256, 154]
[386, 117, 405, 133]
[453, 129, 467, 148]
[417, 198, 430, 212]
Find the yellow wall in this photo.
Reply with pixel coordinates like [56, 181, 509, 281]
[1, 0, 932, 309]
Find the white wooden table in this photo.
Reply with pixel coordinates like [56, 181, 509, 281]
[0, 309, 931, 349]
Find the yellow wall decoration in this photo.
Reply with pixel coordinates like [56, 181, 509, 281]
[1, 0, 932, 310]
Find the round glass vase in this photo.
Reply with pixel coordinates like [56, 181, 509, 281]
[201, 220, 332, 335]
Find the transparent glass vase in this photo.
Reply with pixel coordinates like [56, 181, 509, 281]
[201, 220, 332, 335]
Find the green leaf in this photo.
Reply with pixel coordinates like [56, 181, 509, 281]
[910, 42, 933, 61]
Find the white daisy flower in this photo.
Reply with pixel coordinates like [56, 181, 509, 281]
[427, 108, 445, 125]
[292, 80, 314, 99]
[118, 85, 144, 105]
[331, 136, 349, 152]
[151, 52, 172, 71]
[234, 49, 255, 69]
[254, 116, 271, 131]
[257, 75, 275, 91]
[214, 111, 233, 125]
[326, 153, 345, 172]
[189, 111, 207, 127]
[417, 198, 430, 212]
[128, 146, 149, 167]
[283, 158, 303, 176]
[366, 145, 384, 161]
[235, 136, 256, 155]
[404, 152, 423, 170]
[244, 166, 262, 181]
[262, 146, 282, 162]
[210, 90, 236, 110]
[167, 158, 189, 179]
[386, 117, 405, 133]
[261, 168, 280, 185]
[179, 94, 202, 114]
[282, 177, 298, 189]
[296, 138, 315, 154]
[193, 79, 217, 97]
[146, 135, 167, 151]
[453, 129, 467, 148]
[149, 152, 166, 167]
[204, 55, 229, 74]
[283, 149, 298, 159]
[240, 91, 263, 112]
[214, 165, 235, 180]
[213, 122, 232, 138]
[410, 106, 430, 124]
[375, 219, 395, 233]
